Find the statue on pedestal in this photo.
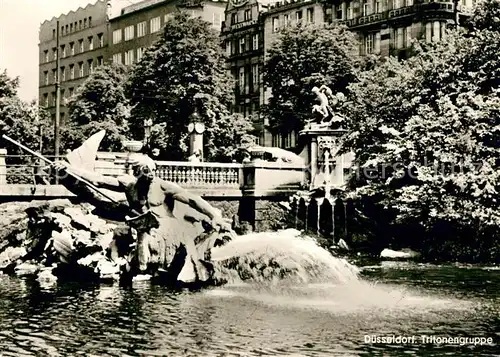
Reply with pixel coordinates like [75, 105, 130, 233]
[307, 85, 347, 130]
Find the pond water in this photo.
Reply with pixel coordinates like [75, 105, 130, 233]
[0, 261, 498, 356]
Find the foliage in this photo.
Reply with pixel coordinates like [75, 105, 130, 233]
[67, 63, 131, 151]
[466, 0, 500, 32]
[262, 23, 362, 132]
[342, 27, 500, 262]
[127, 12, 254, 161]
[0, 70, 54, 183]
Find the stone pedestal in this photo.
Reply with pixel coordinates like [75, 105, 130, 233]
[188, 122, 205, 160]
[299, 128, 349, 190]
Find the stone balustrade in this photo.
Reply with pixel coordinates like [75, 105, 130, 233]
[0, 150, 305, 199]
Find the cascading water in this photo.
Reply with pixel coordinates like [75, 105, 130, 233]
[211, 229, 360, 285]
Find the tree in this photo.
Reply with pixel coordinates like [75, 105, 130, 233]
[0, 70, 53, 183]
[66, 63, 131, 151]
[127, 12, 254, 161]
[262, 23, 362, 133]
[466, 0, 500, 32]
[342, 26, 500, 262]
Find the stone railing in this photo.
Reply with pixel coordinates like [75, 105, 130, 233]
[155, 161, 242, 189]
[0, 150, 306, 198]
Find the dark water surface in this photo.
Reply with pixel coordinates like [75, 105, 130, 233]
[0, 262, 498, 356]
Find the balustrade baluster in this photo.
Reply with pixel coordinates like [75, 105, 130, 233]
[194, 167, 201, 186]
[172, 166, 179, 184]
[209, 168, 215, 186]
[180, 166, 187, 185]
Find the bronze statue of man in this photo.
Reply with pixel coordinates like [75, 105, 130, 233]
[52, 154, 232, 284]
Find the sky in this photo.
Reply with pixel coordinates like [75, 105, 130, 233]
[0, 0, 143, 103]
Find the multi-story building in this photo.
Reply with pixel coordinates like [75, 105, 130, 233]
[263, 0, 326, 148]
[38, 0, 109, 123]
[221, 0, 271, 146]
[325, 0, 475, 58]
[109, 0, 227, 67]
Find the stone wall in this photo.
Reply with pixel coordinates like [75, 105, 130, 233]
[207, 198, 291, 233]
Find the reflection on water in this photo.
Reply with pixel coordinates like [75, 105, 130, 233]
[0, 263, 498, 357]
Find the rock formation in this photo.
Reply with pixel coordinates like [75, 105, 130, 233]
[0, 199, 223, 286]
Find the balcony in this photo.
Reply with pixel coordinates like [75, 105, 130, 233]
[333, 2, 457, 29]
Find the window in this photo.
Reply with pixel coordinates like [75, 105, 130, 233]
[406, 0, 413, 6]
[97, 56, 103, 66]
[239, 37, 246, 53]
[89, 16, 92, 27]
[70, 23, 73, 32]
[84, 18, 87, 28]
[125, 50, 134, 65]
[272, 17, 279, 32]
[97, 33, 103, 48]
[433, 21, 440, 42]
[364, 34, 374, 54]
[251, 64, 259, 88]
[44, 71, 49, 85]
[232, 39, 237, 55]
[213, 13, 222, 28]
[375, 32, 381, 53]
[79, 20, 82, 30]
[231, 13, 238, 24]
[238, 67, 245, 90]
[113, 29, 122, 44]
[164, 13, 174, 23]
[52, 29, 56, 39]
[284, 14, 290, 26]
[70, 64, 75, 79]
[70, 42, 75, 55]
[363, 0, 371, 16]
[136, 47, 145, 62]
[61, 26, 64, 36]
[150, 17, 161, 33]
[296, 11, 303, 23]
[44, 50, 49, 63]
[65, 24, 68, 34]
[53, 48, 57, 61]
[137, 21, 146, 37]
[244, 9, 251, 21]
[347, 5, 353, 19]
[393, 0, 402, 9]
[336, 5, 343, 19]
[306, 8, 314, 23]
[252, 34, 259, 50]
[125, 25, 134, 41]
[375, 0, 382, 12]
[61, 45, 66, 58]
[226, 41, 231, 55]
[79, 39, 84, 53]
[88, 59, 93, 74]
[43, 93, 48, 107]
[52, 69, 57, 83]
[69, 87, 74, 97]
[60, 67, 65, 81]
[51, 92, 55, 106]
[396, 27, 404, 49]
[78, 62, 84, 77]
[406, 26, 412, 47]
[112, 53, 122, 64]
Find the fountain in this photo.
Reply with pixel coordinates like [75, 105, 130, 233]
[288, 87, 355, 246]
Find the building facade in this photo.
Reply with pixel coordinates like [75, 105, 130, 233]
[221, 0, 271, 146]
[109, 0, 227, 67]
[263, 0, 326, 148]
[325, 0, 474, 57]
[38, 0, 109, 123]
